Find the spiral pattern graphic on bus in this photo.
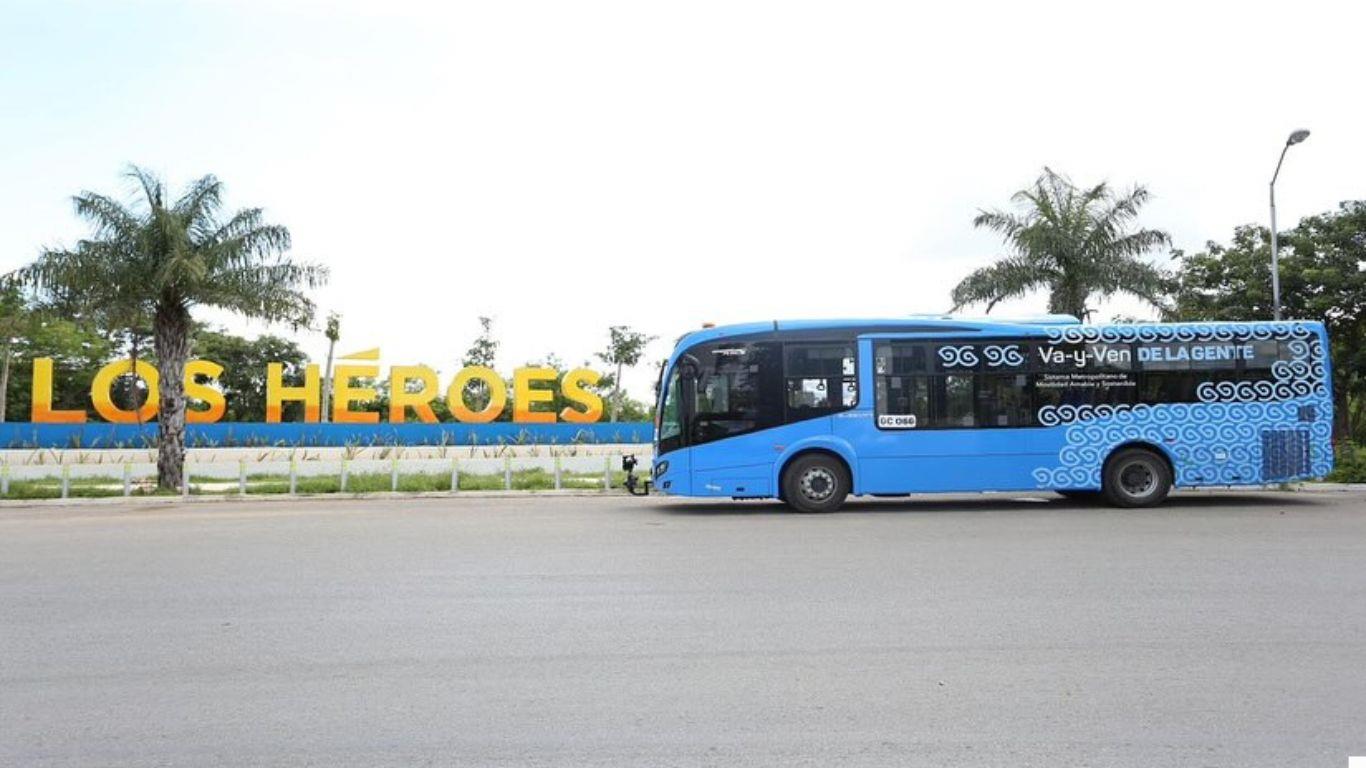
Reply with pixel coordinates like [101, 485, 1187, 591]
[982, 344, 1026, 367]
[937, 345, 979, 368]
[1031, 322, 1331, 488]
[1043, 321, 1317, 344]
[939, 344, 1025, 369]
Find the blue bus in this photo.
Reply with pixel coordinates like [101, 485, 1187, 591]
[647, 316, 1334, 511]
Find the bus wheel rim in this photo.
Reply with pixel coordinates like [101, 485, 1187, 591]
[799, 467, 836, 502]
[1119, 460, 1157, 498]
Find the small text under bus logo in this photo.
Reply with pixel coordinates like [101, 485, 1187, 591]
[877, 414, 918, 429]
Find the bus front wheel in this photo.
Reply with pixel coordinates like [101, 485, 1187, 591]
[782, 454, 849, 513]
[1102, 448, 1172, 508]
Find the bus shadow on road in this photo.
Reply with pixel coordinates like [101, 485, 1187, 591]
[654, 491, 1320, 516]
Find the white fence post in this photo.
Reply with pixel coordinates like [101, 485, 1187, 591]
[238, 459, 247, 496]
[602, 455, 611, 491]
[554, 455, 562, 490]
[2, 462, 11, 496]
[503, 455, 512, 490]
[123, 463, 132, 497]
[449, 458, 459, 493]
[61, 465, 70, 499]
[181, 467, 189, 497]
[390, 457, 399, 492]
[340, 458, 349, 493]
[289, 458, 297, 495]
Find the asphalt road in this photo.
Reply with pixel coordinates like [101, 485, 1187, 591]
[2, 491, 1364, 767]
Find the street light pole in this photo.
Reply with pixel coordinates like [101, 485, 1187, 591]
[1269, 129, 1310, 321]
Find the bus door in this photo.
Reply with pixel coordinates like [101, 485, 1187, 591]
[682, 341, 784, 497]
[838, 336, 1045, 493]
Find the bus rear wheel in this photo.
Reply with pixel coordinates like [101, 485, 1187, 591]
[782, 454, 849, 513]
[1102, 448, 1172, 508]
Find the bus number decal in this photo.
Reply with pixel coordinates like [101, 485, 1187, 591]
[877, 414, 918, 429]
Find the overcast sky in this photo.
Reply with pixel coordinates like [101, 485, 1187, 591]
[3, 0, 1363, 401]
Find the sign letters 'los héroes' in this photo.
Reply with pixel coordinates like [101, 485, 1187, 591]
[29, 348, 605, 425]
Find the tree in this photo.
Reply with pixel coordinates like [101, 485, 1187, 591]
[596, 325, 657, 422]
[4, 315, 114, 422]
[462, 315, 498, 367]
[192, 328, 311, 422]
[320, 312, 341, 423]
[459, 316, 499, 412]
[951, 168, 1171, 319]
[0, 284, 31, 422]
[20, 256, 156, 422]
[10, 166, 326, 489]
[518, 352, 623, 422]
[1168, 202, 1366, 440]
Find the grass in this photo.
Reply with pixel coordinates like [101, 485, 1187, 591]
[0, 467, 634, 499]
[1, 479, 196, 499]
[239, 468, 628, 494]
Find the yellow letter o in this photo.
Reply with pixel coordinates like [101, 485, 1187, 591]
[446, 366, 507, 423]
[91, 359, 159, 423]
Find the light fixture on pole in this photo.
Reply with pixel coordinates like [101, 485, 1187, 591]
[1269, 128, 1310, 321]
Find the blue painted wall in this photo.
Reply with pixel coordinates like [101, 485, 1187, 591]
[0, 422, 655, 449]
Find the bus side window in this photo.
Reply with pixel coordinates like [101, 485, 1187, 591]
[783, 343, 857, 419]
[1137, 339, 1241, 404]
[874, 343, 929, 428]
[933, 374, 975, 428]
[976, 373, 1031, 427]
[878, 341, 1040, 430]
[1239, 337, 1303, 384]
[879, 374, 928, 418]
[688, 342, 782, 445]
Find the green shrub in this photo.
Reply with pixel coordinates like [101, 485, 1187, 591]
[1328, 441, 1366, 483]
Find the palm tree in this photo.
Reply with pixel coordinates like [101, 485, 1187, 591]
[320, 312, 341, 423]
[11, 166, 327, 489]
[950, 168, 1171, 319]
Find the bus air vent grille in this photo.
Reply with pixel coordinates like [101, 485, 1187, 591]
[1261, 429, 1311, 482]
